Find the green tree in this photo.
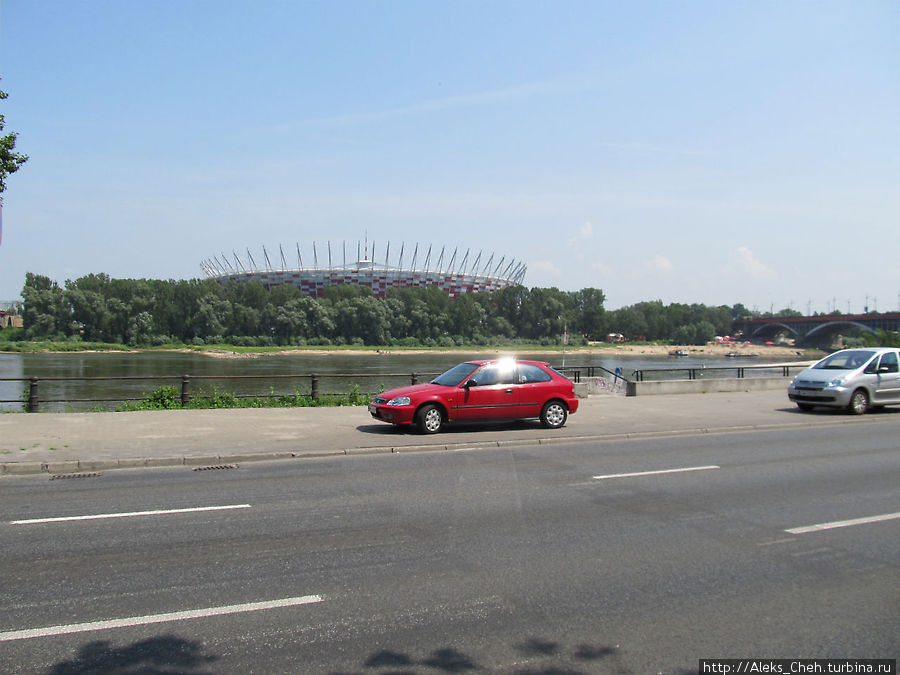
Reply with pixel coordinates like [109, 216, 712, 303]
[273, 298, 308, 343]
[571, 288, 606, 338]
[192, 294, 231, 339]
[672, 324, 697, 345]
[0, 84, 28, 202]
[126, 311, 154, 345]
[22, 273, 67, 339]
[334, 296, 389, 345]
[694, 320, 717, 345]
[65, 287, 109, 341]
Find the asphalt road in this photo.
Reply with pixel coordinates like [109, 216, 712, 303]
[1, 421, 898, 674]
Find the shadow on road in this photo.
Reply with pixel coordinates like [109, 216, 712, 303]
[356, 419, 547, 436]
[330, 636, 630, 674]
[47, 635, 218, 674]
[779, 404, 900, 416]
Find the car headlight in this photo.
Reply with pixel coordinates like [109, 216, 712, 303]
[827, 377, 845, 388]
[386, 396, 411, 406]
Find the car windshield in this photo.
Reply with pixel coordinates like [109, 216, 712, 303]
[431, 362, 480, 386]
[813, 350, 876, 371]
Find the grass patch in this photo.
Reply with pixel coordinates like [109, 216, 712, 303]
[116, 385, 371, 411]
[0, 340, 132, 353]
[1, 339, 584, 355]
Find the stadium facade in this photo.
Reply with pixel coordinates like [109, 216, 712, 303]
[201, 241, 526, 299]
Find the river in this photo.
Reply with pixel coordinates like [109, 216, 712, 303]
[0, 350, 793, 412]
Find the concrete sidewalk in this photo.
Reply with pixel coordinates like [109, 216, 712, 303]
[0, 390, 891, 475]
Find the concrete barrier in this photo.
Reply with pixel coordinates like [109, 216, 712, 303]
[625, 376, 791, 396]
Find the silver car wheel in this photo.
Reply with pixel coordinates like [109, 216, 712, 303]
[541, 401, 567, 429]
[417, 404, 443, 434]
[849, 389, 869, 415]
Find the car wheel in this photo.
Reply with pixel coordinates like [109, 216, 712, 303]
[416, 404, 443, 434]
[540, 401, 567, 429]
[848, 389, 869, 415]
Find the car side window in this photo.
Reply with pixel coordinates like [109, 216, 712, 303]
[517, 364, 552, 383]
[878, 352, 899, 374]
[471, 364, 516, 386]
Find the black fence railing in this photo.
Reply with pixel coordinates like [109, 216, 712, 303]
[0, 372, 445, 413]
[631, 363, 808, 382]
[555, 365, 627, 383]
[0, 362, 806, 412]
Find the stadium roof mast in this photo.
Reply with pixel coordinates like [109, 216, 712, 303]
[203, 239, 526, 294]
[446, 247, 458, 275]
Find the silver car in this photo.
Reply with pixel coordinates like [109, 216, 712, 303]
[788, 347, 900, 414]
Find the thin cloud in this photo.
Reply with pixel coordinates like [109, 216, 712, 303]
[531, 260, 561, 276]
[568, 221, 594, 246]
[277, 76, 592, 130]
[646, 255, 674, 274]
[595, 140, 715, 158]
[736, 246, 774, 278]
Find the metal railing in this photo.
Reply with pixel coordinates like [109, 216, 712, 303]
[555, 365, 629, 384]
[630, 362, 809, 382]
[0, 362, 807, 412]
[0, 372, 443, 412]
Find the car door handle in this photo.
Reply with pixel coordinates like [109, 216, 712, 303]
[505, 389, 514, 394]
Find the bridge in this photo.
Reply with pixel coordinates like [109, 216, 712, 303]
[737, 313, 900, 347]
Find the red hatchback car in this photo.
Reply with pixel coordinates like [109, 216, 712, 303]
[368, 359, 579, 434]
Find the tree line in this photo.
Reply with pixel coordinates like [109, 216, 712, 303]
[16, 272, 749, 347]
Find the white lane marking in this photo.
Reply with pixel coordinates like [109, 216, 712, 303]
[785, 511, 900, 535]
[0, 595, 323, 642]
[10, 504, 251, 525]
[593, 465, 720, 480]
[755, 538, 796, 547]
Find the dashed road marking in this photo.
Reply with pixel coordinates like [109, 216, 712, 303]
[0, 595, 323, 642]
[10, 504, 251, 525]
[786, 511, 900, 535]
[593, 465, 720, 480]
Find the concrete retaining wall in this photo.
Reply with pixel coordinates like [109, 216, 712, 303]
[625, 376, 791, 396]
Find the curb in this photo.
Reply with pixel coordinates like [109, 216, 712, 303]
[0, 415, 881, 477]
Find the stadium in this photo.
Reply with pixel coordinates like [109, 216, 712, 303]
[201, 240, 527, 299]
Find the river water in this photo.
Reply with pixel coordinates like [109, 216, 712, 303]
[0, 350, 791, 412]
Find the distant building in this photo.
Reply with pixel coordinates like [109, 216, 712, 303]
[202, 240, 527, 299]
[0, 311, 23, 329]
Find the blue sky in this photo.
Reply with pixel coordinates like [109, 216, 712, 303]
[1, 0, 897, 312]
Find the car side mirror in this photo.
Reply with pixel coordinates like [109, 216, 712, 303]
[878, 366, 893, 374]
[464, 379, 477, 388]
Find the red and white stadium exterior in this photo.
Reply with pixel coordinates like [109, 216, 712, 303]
[201, 241, 526, 299]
